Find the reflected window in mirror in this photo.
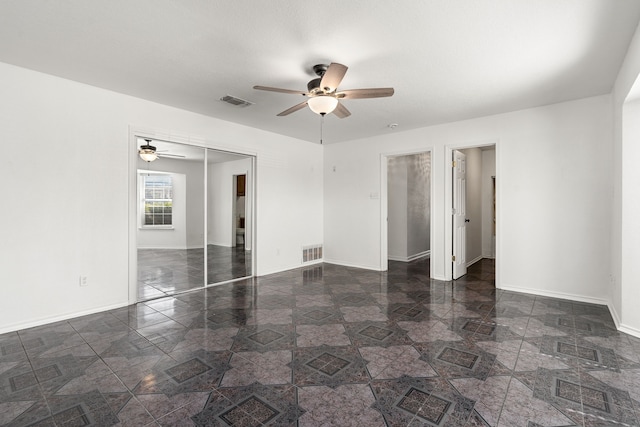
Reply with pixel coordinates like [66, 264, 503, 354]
[139, 173, 173, 228]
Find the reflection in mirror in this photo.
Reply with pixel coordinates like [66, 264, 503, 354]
[135, 138, 254, 301]
[136, 139, 206, 300]
[207, 149, 253, 284]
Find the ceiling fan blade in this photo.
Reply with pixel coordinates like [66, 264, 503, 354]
[337, 88, 395, 99]
[158, 153, 186, 158]
[332, 102, 351, 119]
[253, 85, 307, 95]
[277, 100, 308, 116]
[320, 63, 348, 93]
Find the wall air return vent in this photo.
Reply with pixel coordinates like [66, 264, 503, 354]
[302, 244, 323, 263]
[220, 95, 254, 107]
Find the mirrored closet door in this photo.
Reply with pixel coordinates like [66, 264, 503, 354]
[207, 150, 253, 284]
[135, 138, 253, 301]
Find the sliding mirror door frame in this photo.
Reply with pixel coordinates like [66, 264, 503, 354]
[128, 130, 257, 304]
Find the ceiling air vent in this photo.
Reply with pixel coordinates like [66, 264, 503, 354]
[220, 95, 254, 108]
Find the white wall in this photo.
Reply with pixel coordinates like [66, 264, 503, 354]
[208, 157, 253, 248]
[612, 21, 640, 337]
[0, 61, 323, 333]
[481, 149, 496, 258]
[325, 95, 612, 305]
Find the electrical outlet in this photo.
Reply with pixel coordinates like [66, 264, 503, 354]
[79, 276, 88, 287]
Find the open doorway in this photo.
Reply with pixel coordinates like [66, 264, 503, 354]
[233, 174, 246, 248]
[382, 151, 432, 273]
[451, 145, 496, 280]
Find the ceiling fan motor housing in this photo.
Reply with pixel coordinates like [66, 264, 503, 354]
[307, 78, 323, 94]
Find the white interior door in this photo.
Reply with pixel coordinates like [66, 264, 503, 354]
[453, 150, 467, 279]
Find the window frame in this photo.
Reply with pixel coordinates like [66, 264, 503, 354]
[138, 172, 174, 230]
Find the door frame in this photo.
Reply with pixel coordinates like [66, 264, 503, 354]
[444, 140, 500, 283]
[127, 127, 258, 304]
[380, 148, 434, 274]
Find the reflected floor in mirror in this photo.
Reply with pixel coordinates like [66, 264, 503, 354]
[3, 258, 640, 426]
[138, 245, 251, 300]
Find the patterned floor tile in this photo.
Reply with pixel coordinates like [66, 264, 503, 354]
[192, 383, 302, 426]
[292, 306, 344, 325]
[158, 326, 238, 357]
[533, 367, 638, 426]
[498, 376, 579, 426]
[397, 319, 464, 343]
[292, 345, 369, 388]
[538, 335, 620, 371]
[474, 339, 523, 371]
[0, 388, 51, 426]
[46, 389, 120, 426]
[154, 393, 209, 426]
[415, 340, 496, 380]
[245, 308, 293, 325]
[221, 350, 292, 386]
[5, 259, 640, 425]
[340, 306, 389, 322]
[294, 294, 334, 308]
[513, 340, 572, 372]
[359, 345, 437, 379]
[296, 323, 351, 347]
[371, 375, 475, 426]
[133, 349, 231, 397]
[298, 384, 385, 426]
[449, 375, 510, 426]
[378, 303, 434, 322]
[344, 321, 413, 347]
[232, 324, 296, 353]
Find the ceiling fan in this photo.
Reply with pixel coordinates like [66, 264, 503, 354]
[138, 139, 186, 162]
[253, 63, 394, 118]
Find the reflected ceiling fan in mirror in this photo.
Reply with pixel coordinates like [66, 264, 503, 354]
[253, 62, 394, 118]
[138, 139, 186, 162]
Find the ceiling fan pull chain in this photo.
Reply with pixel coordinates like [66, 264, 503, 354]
[320, 115, 324, 145]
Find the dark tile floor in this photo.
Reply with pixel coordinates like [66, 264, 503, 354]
[138, 245, 251, 300]
[2, 259, 640, 426]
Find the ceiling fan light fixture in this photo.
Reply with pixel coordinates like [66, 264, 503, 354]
[139, 143, 158, 162]
[307, 95, 338, 116]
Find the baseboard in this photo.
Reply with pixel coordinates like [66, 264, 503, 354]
[0, 301, 130, 335]
[322, 258, 384, 272]
[466, 255, 483, 268]
[607, 300, 621, 330]
[388, 250, 430, 263]
[498, 284, 610, 307]
[257, 259, 326, 277]
[137, 246, 193, 250]
[618, 323, 640, 339]
[207, 241, 233, 248]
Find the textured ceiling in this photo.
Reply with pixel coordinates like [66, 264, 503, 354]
[0, 1, 639, 144]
